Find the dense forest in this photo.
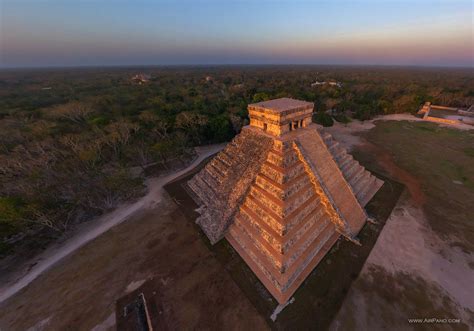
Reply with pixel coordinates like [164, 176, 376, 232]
[1, 65, 473, 255]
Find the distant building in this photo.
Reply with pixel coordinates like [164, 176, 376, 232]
[205, 76, 213, 82]
[311, 80, 342, 88]
[459, 105, 474, 117]
[131, 74, 151, 85]
[417, 102, 431, 115]
[418, 101, 473, 126]
[230, 83, 245, 91]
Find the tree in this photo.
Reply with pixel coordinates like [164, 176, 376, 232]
[252, 92, 270, 103]
[229, 113, 244, 133]
[175, 112, 208, 145]
[207, 115, 234, 142]
[103, 120, 140, 157]
[152, 139, 176, 166]
[0, 197, 24, 233]
[48, 101, 94, 125]
[312, 112, 334, 127]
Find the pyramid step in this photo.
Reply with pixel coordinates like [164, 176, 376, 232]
[323, 137, 337, 148]
[244, 194, 284, 231]
[208, 165, 225, 188]
[282, 209, 328, 255]
[260, 161, 305, 185]
[201, 169, 222, 191]
[215, 151, 232, 168]
[321, 132, 332, 142]
[223, 141, 241, 155]
[349, 167, 367, 187]
[234, 215, 283, 266]
[284, 184, 314, 210]
[228, 225, 283, 278]
[238, 208, 283, 252]
[284, 193, 320, 229]
[341, 159, 357, 174]
[284, 172, 308, 191]
[254, 172, 310, 203]
[249, 185, 284, 215]
[209, 160, 226, 179]
[240, 203, 284, 240]
[332, 146, 347, 162]
[328, 141, 340, 153]
[255, 175, 284, 201]
[285, 196, 322, 235]
[259, 163, 286, 185]
[343, 160, 360, 179]
[203, 166, 223, 185]
[199, 175, 219, 201]
[359, 177, 384, 206]
[191, 176, 218, 205]
[285, 228, 338, 292]
[285, 204, 324, 242]
[356, 176, 376, 202]
[351, 171, 371, 195]
[338, 154, 353, 170]
[283, 217, 331, 272]
[283, 222, 337, 283]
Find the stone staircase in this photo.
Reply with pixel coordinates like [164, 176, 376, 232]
[187, 128, 273, 244]
[320, 131, 383, 207]
[295, 129, 368, 236]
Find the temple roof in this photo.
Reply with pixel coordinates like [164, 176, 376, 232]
[249, 97, 314, 113]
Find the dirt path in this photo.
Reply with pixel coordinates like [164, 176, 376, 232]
[0, 143, 225, 304]
[361, 141, 426, 206]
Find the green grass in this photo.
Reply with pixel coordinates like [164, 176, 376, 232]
[359, 121, 474, 253]
[463, 147, 474, 158]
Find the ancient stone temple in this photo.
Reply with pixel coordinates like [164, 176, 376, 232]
[188, 98, 383, 304]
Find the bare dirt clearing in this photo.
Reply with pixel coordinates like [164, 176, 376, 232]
[326, 118, 474, 330]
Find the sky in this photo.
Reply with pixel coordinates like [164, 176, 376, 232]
[0, 0, 473, 67]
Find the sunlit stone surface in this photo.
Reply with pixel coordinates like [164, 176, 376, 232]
[188, 98, 383, 304]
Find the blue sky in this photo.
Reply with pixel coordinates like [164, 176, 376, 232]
[1, 0, 472, 67]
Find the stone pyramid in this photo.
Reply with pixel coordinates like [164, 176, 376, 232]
[188, 98, 383, 304]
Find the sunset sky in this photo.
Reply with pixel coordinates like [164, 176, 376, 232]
[1, 0, 473, 67]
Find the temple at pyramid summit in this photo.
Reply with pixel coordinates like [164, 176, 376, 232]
[188, 98, 383, 304]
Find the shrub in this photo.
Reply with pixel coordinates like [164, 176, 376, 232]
[334, 113, 351, 124]
[312, 112, 334, 127]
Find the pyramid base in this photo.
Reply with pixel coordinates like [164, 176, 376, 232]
[226, 231, 341, 304]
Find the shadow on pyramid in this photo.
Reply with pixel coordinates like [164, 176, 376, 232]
[188, 98, 383, 304]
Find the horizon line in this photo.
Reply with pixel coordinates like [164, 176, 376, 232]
[1, 63, 473, 71]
